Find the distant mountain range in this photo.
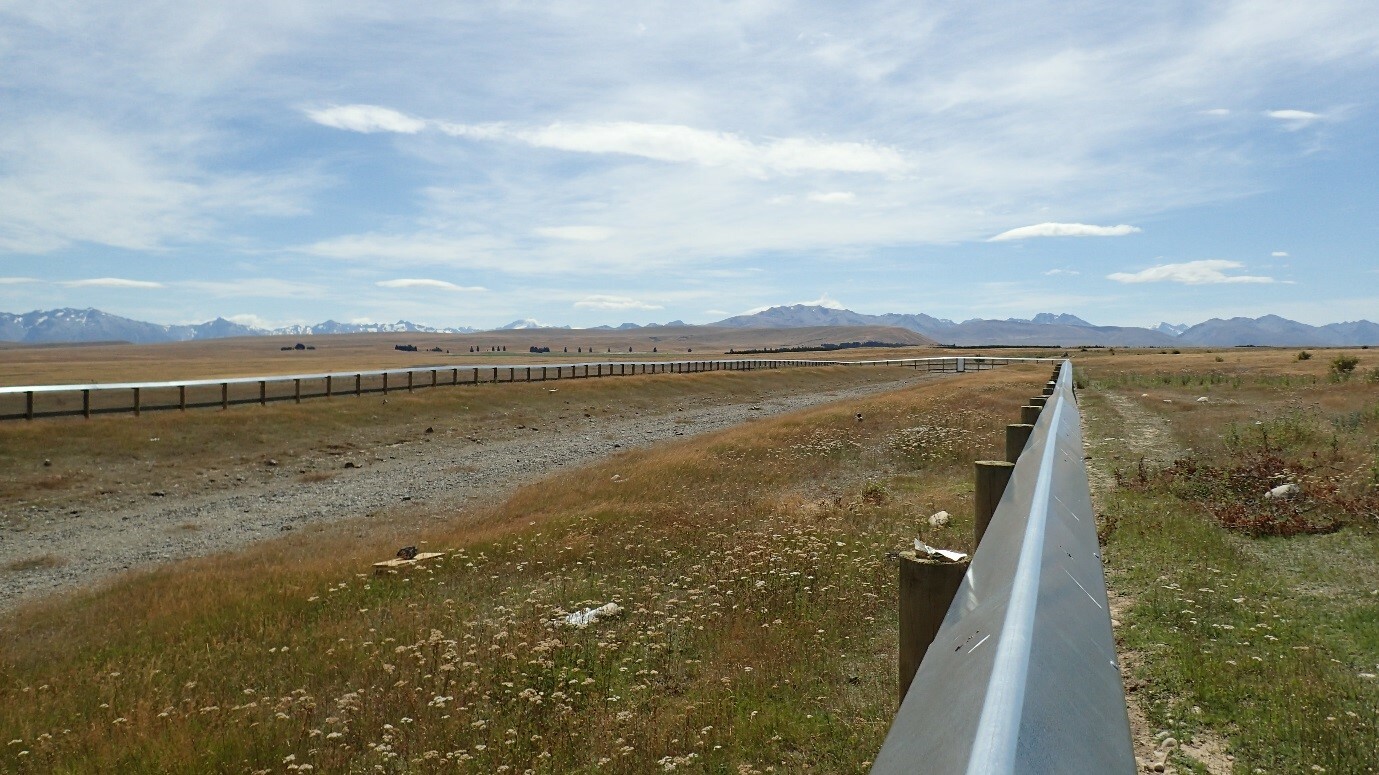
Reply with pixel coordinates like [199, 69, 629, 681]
[708, 305, 1379, 347]
[1, 306, 1376, 347]
[0, 308, 479, 344]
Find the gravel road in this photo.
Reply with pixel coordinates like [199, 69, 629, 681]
[1, 370, 939, 613]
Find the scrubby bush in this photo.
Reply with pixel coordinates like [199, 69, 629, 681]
[1298, 350, 1313, 361]
[1331, 354, 1360, 376]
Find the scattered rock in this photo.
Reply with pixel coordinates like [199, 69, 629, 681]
[42, 459, 52, 467]
[1265, 483, 1300, 500]
[265, 459, 279, 467]
[150, 490, 166, 497]
[855, 412, 864, 422]
[928, 510, 951, 527]
[424, 426, 434, 434]
[1196, 396, 1209, 403]
[343, 461, 359, 469]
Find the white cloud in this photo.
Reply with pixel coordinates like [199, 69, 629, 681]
[1201, 108, 1231, 116]
[990, 223, 1142, 241]
[1267, 109, 1322, 123]
[317, 108, 913, 177]
[0, 277, 37, 285]
[226, 313, 276, 329]
[376, 278, 486, 291]
[63, 277, 164, 288]
[535, 226, 615, 242]
[1106, 260, 1279, 285]
[742, 293, 847, 315]
[306, 104, 428, 134]
[1043, 269, 1081, 276]
[807, 191, 856, 204]
[573, 295, 664, 311]
[1271, 251, 1289, 257]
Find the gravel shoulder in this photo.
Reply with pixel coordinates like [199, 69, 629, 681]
[1, 370, 939, 614]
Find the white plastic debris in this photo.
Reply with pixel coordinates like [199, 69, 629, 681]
[562, 602, 622, 628]
[928, 510, 951, 528]
[1196, 396, 1209, 403]
[914, 539, 968, 563]
[1265, 483, 1300, 500]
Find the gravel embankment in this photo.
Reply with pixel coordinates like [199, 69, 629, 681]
[1, 371, 938, 613]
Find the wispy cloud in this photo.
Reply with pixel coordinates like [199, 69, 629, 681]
[990, 223, 1142, 241]
[535, 226, 614, 242]
[63, 277, 164, 289]
[1043, 268, 1081, 276]
[305, 105, 428, 134]
[1271, 250, 1289, 257]
[308, 106, 909, 177]
[573, 295, 664, 311]
[807, 191, 856, 204]
[1106, 260, 1280, 285]
[0, 277, 37, 285]
[376, 278, 486, 291]
[1266, 109, 1323, 128]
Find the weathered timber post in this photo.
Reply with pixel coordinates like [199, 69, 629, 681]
[1043, 381, 1056, 396]
[222, 383, 229, 410]
[1020, 405, 1041, 425]
[431, 370, 438, 387]
[1029, 395, 1047, 408]
[294, 379, 301, 403]
[1006, 423, 1034, 463]
[898, 552, 970, 705]
[326, 375, 333, 398]
[407, 372, 414, 393]
[25, 390, 34, 420]
[974, 460, 1015, 548]
[451, 368, 458, 385]
[492, 367, 498, 383]
[382, 373, 389, 395]
[355, 374, 362, 395]
[526, 367, 532, 382]
[259, 381, 267, 405]
[180, 385, 187, 411]
[83, 389, 91, 419]
[133, 387, 142, 416]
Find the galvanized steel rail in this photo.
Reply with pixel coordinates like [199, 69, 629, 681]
[870, 361, 1135, 774]
[0, 355, 1050, 421]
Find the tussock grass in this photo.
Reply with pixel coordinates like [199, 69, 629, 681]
[0, 367, 1044, 772]
[1082, 354, 1379, 773]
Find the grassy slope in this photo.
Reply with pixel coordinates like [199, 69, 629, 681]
[0, 366, 1046, 773]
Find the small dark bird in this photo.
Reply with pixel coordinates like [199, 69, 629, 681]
[396, 546, 419, 560]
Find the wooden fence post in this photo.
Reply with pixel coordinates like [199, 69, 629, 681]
[898, 553, 969, 705]
[974, 460, 1015, 548]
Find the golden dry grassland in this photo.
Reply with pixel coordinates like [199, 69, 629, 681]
[0, 364, 1046, 773]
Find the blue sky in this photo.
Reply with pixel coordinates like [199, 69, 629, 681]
[2, 1, 1376, 330]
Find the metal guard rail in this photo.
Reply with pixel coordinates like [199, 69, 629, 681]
[871, 360, 1135, 774]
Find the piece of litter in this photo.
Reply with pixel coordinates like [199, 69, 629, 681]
[928, 511, 951, 528]
[1196, 396, 1209, 403]
[914, 539, 968, 563]
[562, 603, 622, 628]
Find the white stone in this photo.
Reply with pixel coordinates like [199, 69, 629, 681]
[1196, 396, 1209, 403]
[928, 510, 951, 527]
[1265, 483, 1300, 500]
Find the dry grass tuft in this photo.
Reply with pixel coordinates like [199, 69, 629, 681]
[5, 555, 67, 572]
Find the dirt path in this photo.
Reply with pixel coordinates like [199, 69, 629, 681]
[1, 371, 938, 614]
[1082, 389, 1230, 775]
